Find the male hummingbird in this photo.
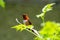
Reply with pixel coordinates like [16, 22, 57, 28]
[22, 14, 32, 26]
[22, 14, 39, 36]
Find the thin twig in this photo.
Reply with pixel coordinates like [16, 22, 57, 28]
[26, 29, 43, 39]
[16, 18, 22, 24]
[26, 29, 38, 37]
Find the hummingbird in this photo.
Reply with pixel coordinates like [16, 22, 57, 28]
[22, 14, 39, 36]
[22, 14, 32, 26]
[15, 14, 41, 37]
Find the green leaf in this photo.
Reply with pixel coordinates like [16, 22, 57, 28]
[36, 13, 45, 18]
[11, 24, 34, 31]
[0, 0, 5, 8]
[34, 21, 60, 40]
[36, 3, 55, 22]
[39, 21, 60, 40]
[11, 24, 26, 31]
[42, 3, 55, 13]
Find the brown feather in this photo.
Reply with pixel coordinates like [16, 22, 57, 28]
[22, 14, 32, 25]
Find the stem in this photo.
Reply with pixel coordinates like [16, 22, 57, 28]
[26, 29, 43, 39]
[16, 18, 22, 24]
[26, 29, 37, 36]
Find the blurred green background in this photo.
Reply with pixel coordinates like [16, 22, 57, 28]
[0, 0, 60, 40]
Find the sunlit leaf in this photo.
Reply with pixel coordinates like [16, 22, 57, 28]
[36, 3, 55, 22]
[42, 3, 55, 13]
[0, 0, 5, 8]
[11, 24, 26, 31]
[34, 21, 60, 40]
[11, 24, 34, 31]
[36, 13, 44, 18]
[39, 21, 60, 40]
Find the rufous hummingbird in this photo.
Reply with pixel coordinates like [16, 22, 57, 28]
[15, 14, 41, 37]
[22, 14, 32, 26]
[22, 14, 39, 36]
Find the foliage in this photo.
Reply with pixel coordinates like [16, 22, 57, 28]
[34, 3, 60, 40]
[11, 3, 60, 40]
[11, 24, 26, 31]
[34, 21, 60, 40]
[36, 3, 55, 22]
[11, 24, 34, 31]
[0, 0, 5, 8]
